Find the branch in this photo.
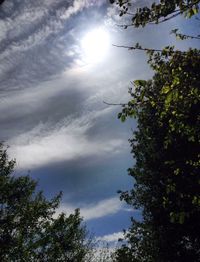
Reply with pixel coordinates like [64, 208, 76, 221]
[179, 33, 200, 40]
[116, 9, 183, 28]
[115, 0, 200, 27]
[112, 44, 200, 57]
[172, 30, 200, 40]
[103, 101, 127, 106]
[152, 11, 181, 24]
[117, 11, 188, 28]
[112, 44, 164, 53]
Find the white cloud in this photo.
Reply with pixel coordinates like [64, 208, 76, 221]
[0, 0, 95, 57]
[96, 231, 124, 243]
[0, 0, 107, 57]
[56, 197, 123, 220]
[0, 0, 107, 90]
[7, 108, 125, 169]
[1, 0, 133, 171]
[60, 0, 90, 20]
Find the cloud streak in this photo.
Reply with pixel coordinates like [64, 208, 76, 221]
[57, 197, 123, 221]
[7, 107, 125, 169]
[0, 0, 106, 91]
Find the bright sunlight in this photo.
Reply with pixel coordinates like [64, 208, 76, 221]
[81, 27, 110, 64]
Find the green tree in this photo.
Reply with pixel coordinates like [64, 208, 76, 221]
[0, 144, 91, 262]
[87, 241, 115, 262]
[115, 48, 200, 261]
[109, 1, 200, 261]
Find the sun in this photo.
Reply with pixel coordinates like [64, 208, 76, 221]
[81, 27, 110, 64]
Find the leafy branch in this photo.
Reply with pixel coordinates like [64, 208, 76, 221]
[171, 28, 200, 40]
[111, 0, 200, 27]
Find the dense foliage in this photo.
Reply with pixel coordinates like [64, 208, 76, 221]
[109, 1, 200, 261]
[0, 144, 90, 262]
[115, 48, 200, 261]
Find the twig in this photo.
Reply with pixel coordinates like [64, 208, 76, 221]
[112, 44, 164, 52]
[103, 101, 127, 106]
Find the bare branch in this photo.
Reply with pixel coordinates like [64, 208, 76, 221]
[103, 101, 127, 106]
[112, 44, 164, 53]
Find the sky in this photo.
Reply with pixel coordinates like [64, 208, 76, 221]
[0, 0, 199, 243]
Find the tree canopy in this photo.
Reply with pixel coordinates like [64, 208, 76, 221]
[116, 48, 200, 261]
[0, 144, 90, 262]
[110, 0, 200, 26]
[110, 1, 200, 261]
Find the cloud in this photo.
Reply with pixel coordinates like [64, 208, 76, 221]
[0, 0, 106, 91]
[0, 0, 97, 52]
[7, 107, 125, 169]
[57, 197, 123, 220]
[96, 231, 124, 243]
[2, 62, 132, 170]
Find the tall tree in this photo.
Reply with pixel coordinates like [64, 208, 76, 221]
[109, 1, 200, 261]
[0, 144, 91, 262]
[115, 48, 200, 261]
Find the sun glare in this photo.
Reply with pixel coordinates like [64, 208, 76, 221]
[81, 27, 110, 64]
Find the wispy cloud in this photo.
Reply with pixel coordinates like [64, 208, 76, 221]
[0, 0, 106, 91]
[96, 231, 124, 243]
[7, 107, 125, 169]
[0, 0, 99, 52]
[57, 197, 123, 221]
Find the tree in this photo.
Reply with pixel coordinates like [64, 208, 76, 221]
[115, 48, 200, 261]
[109, 1, 200, 261]
[110, 0, 200, 26]
[87, 241, 115, 262]
[0, 144, 91, 261]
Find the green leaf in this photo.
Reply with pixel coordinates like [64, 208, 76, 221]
[121, 115, 126, 122]
[161, 86, 171, 94]
[134, 80, 146, 87]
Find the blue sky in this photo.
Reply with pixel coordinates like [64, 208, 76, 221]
[0, 0, 199, 243]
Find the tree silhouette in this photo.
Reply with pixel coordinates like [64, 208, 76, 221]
[110, 1, 200, 261]
[0, 144, 91, 262]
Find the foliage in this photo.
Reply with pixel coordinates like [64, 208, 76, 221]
[0, 144, 91, 262]
[87, 241, 115, 262]
[115, 47, 200, 261]
[109, 0, 200, 261]
[171, 28, 200, 40]
[114, 220, 156, 262]
[110, 0, 200, 26]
